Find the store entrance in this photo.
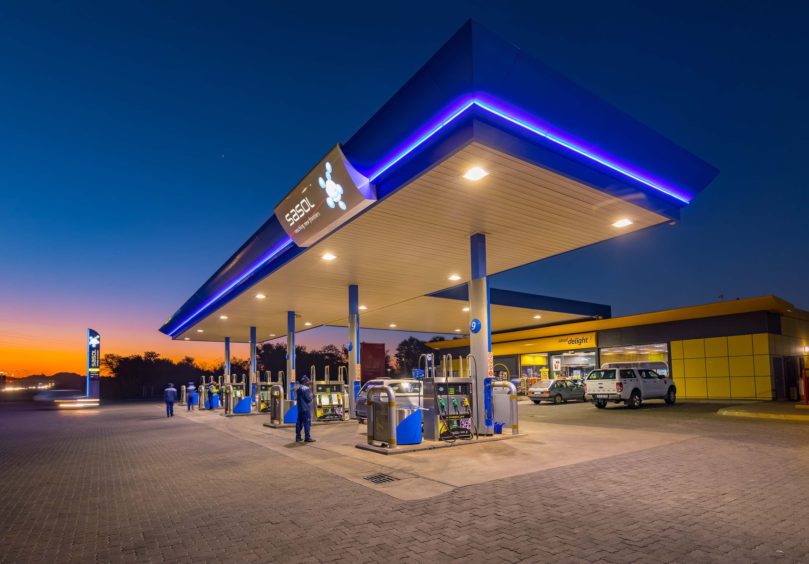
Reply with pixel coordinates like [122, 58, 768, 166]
[549, 351, 597, 381]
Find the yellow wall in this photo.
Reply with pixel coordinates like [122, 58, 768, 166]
[670, 333, 772, 400]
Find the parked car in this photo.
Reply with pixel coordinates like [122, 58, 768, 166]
[355, 378, 423, 420]
[528, 379, 585, 404]
[584, 368, 676, 409]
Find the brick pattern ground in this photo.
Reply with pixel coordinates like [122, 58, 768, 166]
[1, 400, 808, 563]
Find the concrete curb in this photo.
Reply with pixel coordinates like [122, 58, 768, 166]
[717, 407, 809, 422]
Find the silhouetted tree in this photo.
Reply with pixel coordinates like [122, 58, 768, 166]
[395, 337, 434, 376]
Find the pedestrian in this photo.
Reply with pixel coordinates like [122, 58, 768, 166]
[295, 376, 315, 443]
[164, 383, 178, 417]
[187, 381, 196, 411]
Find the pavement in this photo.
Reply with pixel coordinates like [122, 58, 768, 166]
[717, 401, 809, 422]
[2, 398, 809, 563]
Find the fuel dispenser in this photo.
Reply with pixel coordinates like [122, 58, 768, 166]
[257, 371, 274, 413]
[179, 384, 187, 406]
[229, 374, 252, 414]
[312, 365, 349, 422]
[423, 354, 477, 442]
[198, 379, 207, 409]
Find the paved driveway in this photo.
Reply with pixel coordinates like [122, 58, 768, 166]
[1, 400, 808, 563]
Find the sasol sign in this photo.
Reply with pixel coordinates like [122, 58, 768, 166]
[274, 145, 375, 247]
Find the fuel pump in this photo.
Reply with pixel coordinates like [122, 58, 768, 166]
[312, 365, 349, 422]
[423, 354, 475, 442]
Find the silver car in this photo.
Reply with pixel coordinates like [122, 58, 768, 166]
[355, 379, 423, 420]
[528, 379, 586, 404]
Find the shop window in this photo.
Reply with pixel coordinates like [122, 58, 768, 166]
[600, 343, 669, 376]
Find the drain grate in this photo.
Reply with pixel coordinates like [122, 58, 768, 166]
[364, 473, 399, 484]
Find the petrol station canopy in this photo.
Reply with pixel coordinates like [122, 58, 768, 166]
[160, 21, 717, 343]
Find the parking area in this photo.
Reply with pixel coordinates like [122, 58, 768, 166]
[1, 400, 809, 562]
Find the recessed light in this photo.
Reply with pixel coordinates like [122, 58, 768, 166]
[462, 306, 470, 312]
[196, 329, 204, 333]
[269, 333, 276, 337]
[322, 253, 337, 261]
[255, 293, 266, 300]
[389, 323, 397, 328]
[184, 337, 190, 341]
[533, 315, 542, 319]
[359, 305, 368, 310]
[612, 218, 633, 228]
[463, 166, 489, 181]
[304, 322, 312, 326]
[448, 274, 462, 281]
[219, 315, 228, 320]
[454, 329, 461, 332]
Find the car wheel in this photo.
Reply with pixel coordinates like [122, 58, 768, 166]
[532, 400, 540, 405]
[626, 390, 642, 409]
[594, 400, 607, 409]
[664, 387, 677, 405]
[553, 394, 563, 405]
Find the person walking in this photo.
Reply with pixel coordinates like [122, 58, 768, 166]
[164, 383, 178, 417]
[295, 376, 315, 443]
[186, 382, 196, 411]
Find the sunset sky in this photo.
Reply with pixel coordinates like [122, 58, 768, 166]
[1, 2, 806, 377]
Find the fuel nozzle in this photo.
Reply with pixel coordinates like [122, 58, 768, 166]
[451, 398, 459, 414]
[462, 397, 470, 413]
[439, 398, 446, 414]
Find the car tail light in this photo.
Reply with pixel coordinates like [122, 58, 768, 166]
[616, 382, 623, 393]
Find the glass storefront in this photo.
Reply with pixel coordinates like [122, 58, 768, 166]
[599, 343, 670, 376]
[520, 350, 597, 382]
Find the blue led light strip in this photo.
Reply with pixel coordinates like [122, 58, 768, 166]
[168, 238, 294, 337]
[368, 95, 691, 204]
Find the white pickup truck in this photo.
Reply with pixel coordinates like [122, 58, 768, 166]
[584, 368, 676, 409]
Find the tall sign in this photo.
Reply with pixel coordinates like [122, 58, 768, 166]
[87, 328, 101, 399]
[274, 145, 375, 247]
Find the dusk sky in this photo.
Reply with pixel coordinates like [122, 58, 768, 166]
[1, 1, 806, 377]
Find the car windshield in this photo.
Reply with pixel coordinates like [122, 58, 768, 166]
[587, 369, 616, 380]
[536, 380, 554, 388]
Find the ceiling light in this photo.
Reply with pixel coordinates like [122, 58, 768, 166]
[321, 253, 337, 261]
[219, 315, 228, 320]
[255, 293, 266, 300]
[304, 322, 312, 326]
[389, 323, 397, 328]
[196, 329, 204, 333]
[612, 218, 633, 228]
[463, 166, 489, 181]
[533, 315, 542, 319]
[183, 337, 190, 341]
[269, 333, 276, 337]
[454, 329, 461, 332]
[462, 306, 470, 312]
[448, 274, 462, 281]
[359, 305, 368, 310]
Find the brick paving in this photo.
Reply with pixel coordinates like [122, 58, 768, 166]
[1, 400, 809, 563]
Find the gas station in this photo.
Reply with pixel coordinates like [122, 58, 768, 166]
[159, 21, 717, 451]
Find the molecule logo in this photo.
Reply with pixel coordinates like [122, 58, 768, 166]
[318, 162, 347, 210]
[88, 335, 100, 348]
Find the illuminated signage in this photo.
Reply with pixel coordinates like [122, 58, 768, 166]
[275, 145, 375, 247]
[87, 328, 101, 399]
[494, 332, 598, 356]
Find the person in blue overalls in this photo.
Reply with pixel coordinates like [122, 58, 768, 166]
[164, 383, 178, 417]
[186, 382, 196, 411]
[295, 376, 315, 443]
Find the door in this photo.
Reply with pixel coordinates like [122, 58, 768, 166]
[639, 369, 665, 398]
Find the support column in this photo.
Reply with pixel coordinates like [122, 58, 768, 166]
[287, 311, 296, 397]
[249, 326, 257, 410]
[347, 284, 361, 417]
[469, 233, 493, 433]
[224, 336, 231, 382]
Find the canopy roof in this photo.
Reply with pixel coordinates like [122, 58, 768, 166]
[160, 21, 717, 343]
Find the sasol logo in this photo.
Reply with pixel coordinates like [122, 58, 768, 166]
[88, 335, 100, 348]
[318, 161, 347, 210]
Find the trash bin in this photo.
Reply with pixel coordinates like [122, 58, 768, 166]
[396, 408, 422, 445]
